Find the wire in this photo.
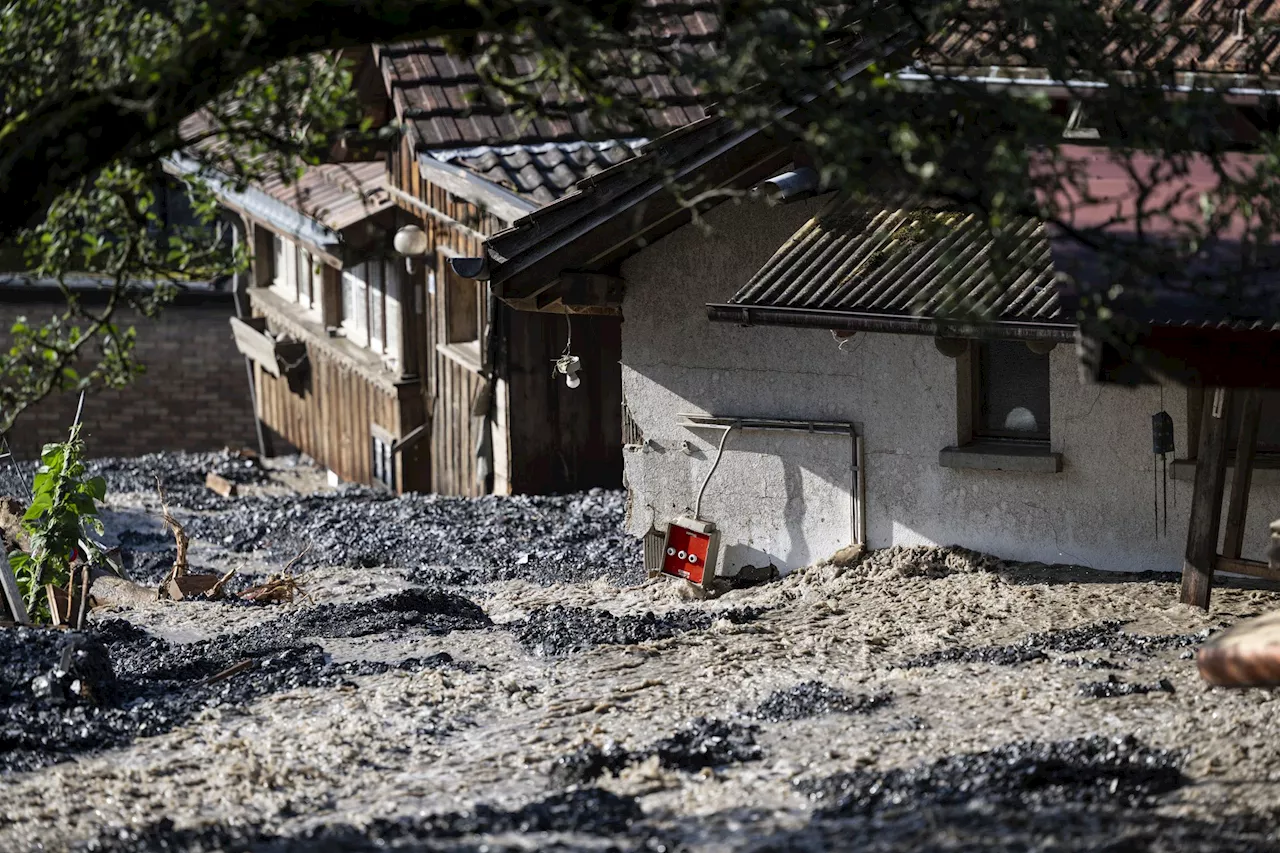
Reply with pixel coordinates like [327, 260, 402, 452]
[562, 308, 572, 357]
[694, 424, 735, 520]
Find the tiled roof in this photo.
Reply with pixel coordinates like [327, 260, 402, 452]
[927, 0, 1280, 75]
[427, 140, 644, 206]
[176, 113, 393, 233]
[252, 161, 392, 232]
[725, 194, 1065, 328]
[378, 0, 715, 150]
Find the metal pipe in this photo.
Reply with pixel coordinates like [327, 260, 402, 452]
[694, 424, 735, 520]
[707, 303, 1076, 342]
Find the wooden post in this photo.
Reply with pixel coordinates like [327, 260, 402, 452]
[1223, 390, 1262, 560]
[1182, 388, 1233, 609]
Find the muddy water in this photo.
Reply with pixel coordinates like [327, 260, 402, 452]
[2, 462, 1280, 851]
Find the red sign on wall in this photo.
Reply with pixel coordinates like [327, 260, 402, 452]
[661, 521, 714, 586]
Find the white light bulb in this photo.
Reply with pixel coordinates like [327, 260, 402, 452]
[565, 373, 581, 389]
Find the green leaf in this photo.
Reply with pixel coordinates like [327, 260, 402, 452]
[84, 476, 107, 501]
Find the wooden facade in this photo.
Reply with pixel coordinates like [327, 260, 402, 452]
[387, 136, 623, 496]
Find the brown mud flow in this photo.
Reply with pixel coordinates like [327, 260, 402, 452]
[1, 454, 1280, 851]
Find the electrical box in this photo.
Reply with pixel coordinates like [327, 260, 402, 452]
[660, 516, 719, 587]
[1152, 412, 1175, 455]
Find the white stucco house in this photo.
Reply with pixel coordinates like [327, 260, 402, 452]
[452, 110, 1280, 585]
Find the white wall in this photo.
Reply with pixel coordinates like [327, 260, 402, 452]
[620, 198, 1280, 575]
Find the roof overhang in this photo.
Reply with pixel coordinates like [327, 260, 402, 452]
[707, 303, 1075, 341]
[416, 151, 539, 224]
[164, 151, 345, 262]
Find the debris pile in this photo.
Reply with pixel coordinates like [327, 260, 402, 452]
[754, 681, 893, 722]
[550, 717, 762, 785]
[801, 735, 1186, 816]
[900, 621, 1206, 669]
[0, 588, 488, 773]
[1078, 676, 1177, 699]
[509, 604, 762, 656]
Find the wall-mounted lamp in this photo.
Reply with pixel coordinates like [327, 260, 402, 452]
[393, 224, 429, 273]
[555, 354, 582, 389]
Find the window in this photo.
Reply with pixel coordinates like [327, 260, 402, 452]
[975, 340, 1051, 442]
[371, 428, 395, 491]
[271, 234, 293, 296]
[342, 267, 369, 346]
[297, 246, 314, 309]
[368, 258, 386, 351]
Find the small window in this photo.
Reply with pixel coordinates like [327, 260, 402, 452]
[370, 428, 395, 491]
[342, 267, 369, 346]
[272, 234, 291, 294]
[368, 258, 386, 352]
[297, 246, 314, 309]
[975, 340, 1050, 441]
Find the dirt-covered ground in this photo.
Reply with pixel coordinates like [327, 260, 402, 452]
[3, 452, 1280, 852]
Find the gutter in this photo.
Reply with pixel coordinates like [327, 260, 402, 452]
[892, 69, 1280, 100]
[706, 303, 1077, 342]
[164, 152, 344, 259]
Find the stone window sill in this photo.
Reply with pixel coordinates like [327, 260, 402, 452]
[939, 441, 1063, 474]
[1170, 456, 1280, 484]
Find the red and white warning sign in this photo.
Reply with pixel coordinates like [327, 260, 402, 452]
[659, 516, 719, 587]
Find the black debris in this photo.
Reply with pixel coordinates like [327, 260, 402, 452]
[549, 717, 763, 785]
[1079, 676, 1177, 699]
[801, 735, 1185, 816]
[509, 605, 763, 656]
[88, 450, 271, 510]
[901, 622, 1204, 669]
[754, 681, 893, 722]
[1, 589, 487, 773]
[549, 741, 633, 787]
[649, 716, 762, 772]
[78, 788, 647, 853]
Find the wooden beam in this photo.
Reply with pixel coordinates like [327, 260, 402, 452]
[1215, 555, 1280, 583]
[1182, 388, 1233, 609]
[1223, 389, 1262, 560]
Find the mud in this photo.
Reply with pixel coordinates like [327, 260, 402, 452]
[4, 454, 1280, 852]
[754, 681, 893, 722]
[900, 620, 1207, 669]
[509, 604, 763, 656]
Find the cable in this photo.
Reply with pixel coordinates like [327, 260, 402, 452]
[694, 424, 735, 520]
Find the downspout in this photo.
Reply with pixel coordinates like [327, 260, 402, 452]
[473, 286, 502, 493]
[230, 214, 272, 458]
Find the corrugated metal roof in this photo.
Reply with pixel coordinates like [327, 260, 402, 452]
[427, 140, 643, 206]
[728, 194, 1065, 327]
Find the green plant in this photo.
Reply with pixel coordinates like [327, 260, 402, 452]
[9, 424, 106, 623]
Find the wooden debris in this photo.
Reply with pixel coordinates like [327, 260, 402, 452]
[166, 573, 222, 601]
[200, 658, 255, 686]
[0, 545, 29, 625]
[1198, 610, 1280, 687]
[155, 477, 190, 596]
[205, 471, 237, 498]
[240, 543, 311, 604]
[207, 567, 237, 599]
[45, 584, 69, 626]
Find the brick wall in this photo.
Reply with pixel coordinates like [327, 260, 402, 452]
[1, 293, 258, 459]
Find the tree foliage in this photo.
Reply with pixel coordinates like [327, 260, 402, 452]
[1, 0, 1279, 428]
